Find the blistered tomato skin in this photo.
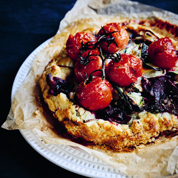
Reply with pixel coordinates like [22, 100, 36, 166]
[74, 49, 103, 83]
[106, 54, 143, 87]
[76, 77, 113, 111]
[148, 37, 177, 69]
[98, 23, 129, 53]
[66, 32, 97, 61]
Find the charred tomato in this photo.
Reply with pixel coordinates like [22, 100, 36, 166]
[148, 37, 177, 69]
[74, 49, 103, 83]
[76, 77, 113, 111]
[66, 32, 97, 61]
[106, 54, 143, 87]
[97, 23, 129, 53]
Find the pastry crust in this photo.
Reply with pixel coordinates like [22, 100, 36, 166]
[39, 17, 178, 152]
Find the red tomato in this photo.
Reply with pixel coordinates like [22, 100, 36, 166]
[76, 77, 113, 111]
[106, 54, 143, 87]
[66, 32, 97, 61]
[98, 23, 129, 53]
[74, 49, 103, 83]
[148, 37, 177, 69]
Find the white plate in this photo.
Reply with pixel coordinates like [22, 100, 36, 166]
[11, 39, 126, 178]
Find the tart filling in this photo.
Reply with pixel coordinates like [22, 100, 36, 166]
[39, 18, 178, 152]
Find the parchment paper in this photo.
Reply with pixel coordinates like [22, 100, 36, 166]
[2, 0, 178, 177]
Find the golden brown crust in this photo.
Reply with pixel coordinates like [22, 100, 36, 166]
[39, 17, 178, 152]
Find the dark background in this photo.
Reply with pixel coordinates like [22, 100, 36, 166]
[1, 0, 178, 177]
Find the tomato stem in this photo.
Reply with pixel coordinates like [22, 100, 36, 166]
[80, 40, 97, 51]
[85, 69, 104, 84]
[79, 50, 98, 66]
[83, 46, 107, 84]
[97, 27, 119, 49]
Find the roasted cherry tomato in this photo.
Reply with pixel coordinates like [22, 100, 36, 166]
[97, 23, 129, 53]
[74, 49, 102, 83]
[106, 54, 143, 87]
[148, 37, 177, 69]
[66, 32, 96, 61]
[76, 77, 113, 111]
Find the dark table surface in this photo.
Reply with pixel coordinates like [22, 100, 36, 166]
[1, 0, 178, 177]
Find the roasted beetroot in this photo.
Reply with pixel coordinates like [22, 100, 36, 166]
[142, 75, 178, 115]
[46, 73, 74, 96]
[95, 104, 132, 124]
